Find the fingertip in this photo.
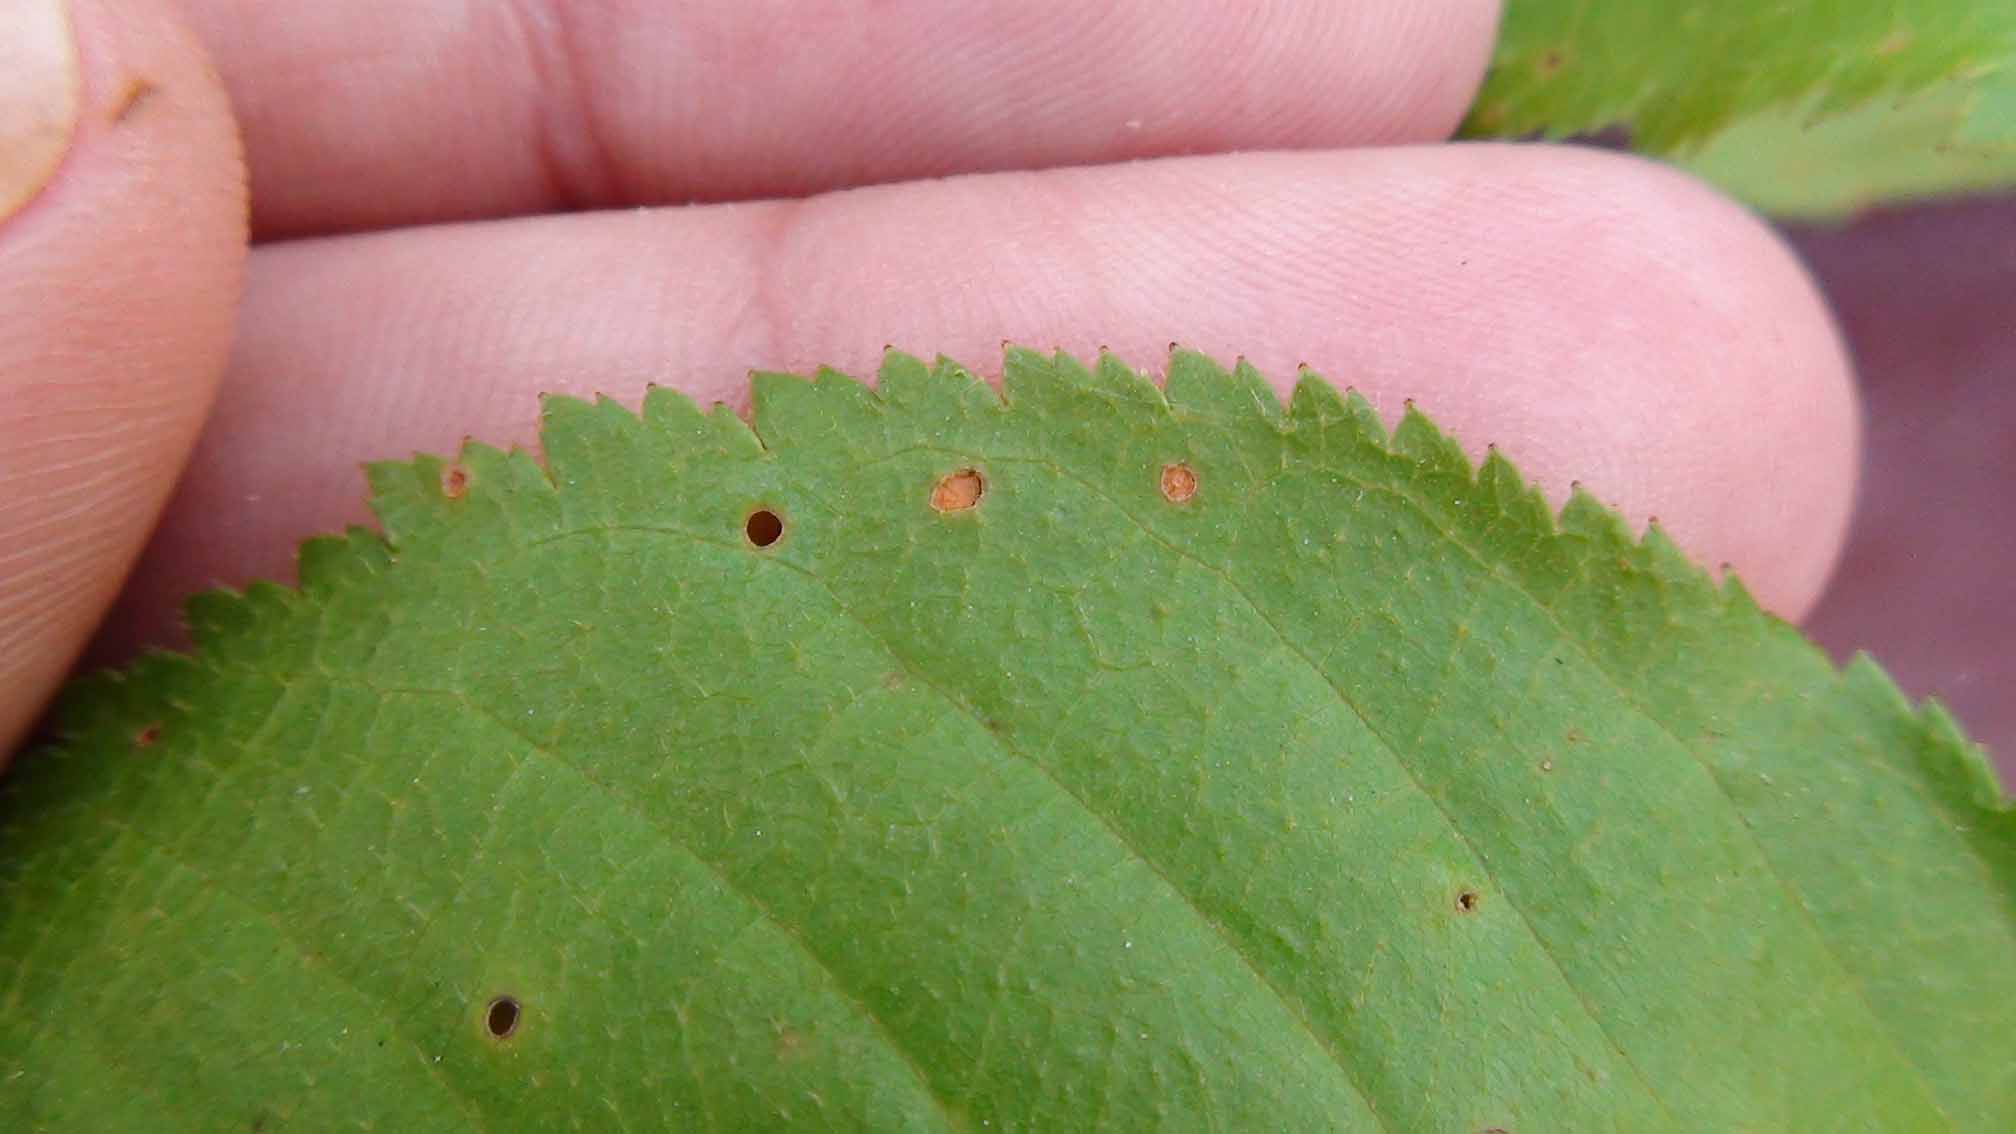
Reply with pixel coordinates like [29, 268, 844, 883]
[1500, 146, 1860, 619]
[1351, 0, 1505, 141]
[0, 0, 246, 756]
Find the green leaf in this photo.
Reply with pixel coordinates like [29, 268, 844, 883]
[3, 350, 2012, 1131]
[1466, 0, 2016, 216]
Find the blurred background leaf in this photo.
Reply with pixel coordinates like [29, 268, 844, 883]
[1466, 0, 2016, 216]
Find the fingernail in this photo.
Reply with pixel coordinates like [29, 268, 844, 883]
[1, 0, 81, 222]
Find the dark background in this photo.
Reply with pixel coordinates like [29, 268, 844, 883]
[1788, 193, 2015, 780]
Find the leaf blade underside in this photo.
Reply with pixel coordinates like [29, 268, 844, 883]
[3, 350, 2011, 1131]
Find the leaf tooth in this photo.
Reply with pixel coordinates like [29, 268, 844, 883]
[1161, 346, 1229, 415]
[1919, 699, 2016, 817]
[1844, 655, 2015, 820]
[1043, 347, 1099, 396]
[925, 353, 982, 388]
[1228, 359, 1288, 427]
[639, 385, 769, 468]
[539, 394, 636, 487]
[365, 455, 447, 546]
[536, 391, 600, 431]
[872, 349, 933, 405]
[1475, 446, 1557, 543]
[1637, 520, 1715, 599]
[750, 365, 878, 456]
[1090, 350, 1165, 407]
[1717, 567, 1764, 619]
[1286, 374, 1395, 486]
[181, 587, 259, 654]
[996, 343, 1053, 401]
[709, 402, 767, 455]
[1391, 403, 1475, 486]
[1163, 348, 1288, 426]
[811, 364, 869, 395]
[295, 528, 391, 598]
[51, 651, 201, 747]
[1158, 350, 1288, 427]
[364, 442, 560, 558]
[1286, 371, 1348, 427]
[997, 346, 1076, 418]
[1338, 387, 1389, 446]
[929, 354, 1006, 420]
[871, 351, 995, 424]
[461, 440, 550, 495]
[180, 582, 297, 664]
[635, 383, 699, 436]
[1558, 483, 1636, 553]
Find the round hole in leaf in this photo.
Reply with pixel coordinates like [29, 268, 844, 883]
[484, 996, 521, 1039]
[745, 509, 784, 548]
[1457, 890, 1481, 914]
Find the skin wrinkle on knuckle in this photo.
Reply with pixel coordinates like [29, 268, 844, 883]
[727, 197, 814, 378]
[496, 0, 622, 210]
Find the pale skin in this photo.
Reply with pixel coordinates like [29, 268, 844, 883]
[0, 0, 1861, 759]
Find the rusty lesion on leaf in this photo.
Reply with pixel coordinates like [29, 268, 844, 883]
[931, 468, 985, 513]
[440, 464, 470, 500]
[134, 723, 162, 749]
[775, 1025, 808, 1060]
[1160, 462, 1198, 504]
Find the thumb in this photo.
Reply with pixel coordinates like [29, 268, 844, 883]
[1, 0, 246, 757]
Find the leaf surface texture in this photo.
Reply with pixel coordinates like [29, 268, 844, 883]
[3, 351, 2011, 1131]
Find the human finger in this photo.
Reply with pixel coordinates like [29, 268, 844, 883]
[98, 144, 1855, 661]
[0, 0, 246, 755]
[181, 0, 1501, 236]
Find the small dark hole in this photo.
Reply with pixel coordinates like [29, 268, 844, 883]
[745, 509, 784, 548]
[485, 996, 521, 1039]
[1457, 890, 1480, 913]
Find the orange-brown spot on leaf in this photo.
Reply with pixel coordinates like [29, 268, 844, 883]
[931, 468, 985, 513]
[1160, 462, 1198, 504]
[134, 723, 162, 749]
[441, 465, 469, 500]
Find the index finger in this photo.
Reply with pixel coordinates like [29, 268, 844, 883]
[184, 0, 1501, 237]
